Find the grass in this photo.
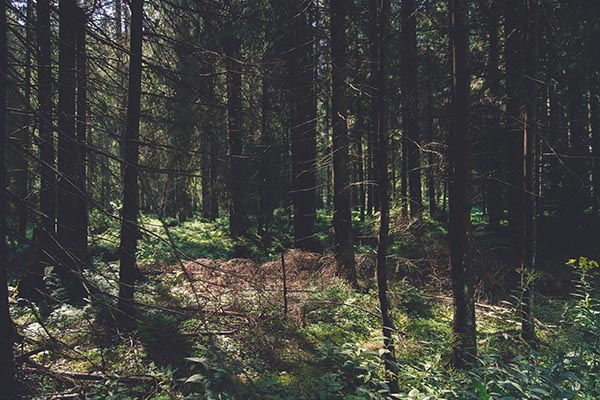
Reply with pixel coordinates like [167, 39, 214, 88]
[9, 210, 600, 398]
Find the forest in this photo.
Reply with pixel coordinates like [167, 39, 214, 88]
[1, 0, 600, 398]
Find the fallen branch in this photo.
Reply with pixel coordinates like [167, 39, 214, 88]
[22, 361, 164, 384]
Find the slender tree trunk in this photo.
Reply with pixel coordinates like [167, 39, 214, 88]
[505, 0, 525, 239]
[521, 0, 538, 343]
[424, 67, 437, 217]
[57, 0, 87, 303]
[0, 0, 16, 391]
[227, 40, 245, 238]
[401, 0, 423, 217]
[485, 2, 504, 226]
[209, 128, 219, 220]
[290, 1, 317, 250]
[375, 0, 399, 391]
[354, 112, 366, 221]
[449, 0, 476, 368]
[17, 0, 34, 239]
[367, 0, 379, 215]
[22, 0, 51, 301]
[118, 0, 143, 326]
[76, 7, 88, 265]
[201, 130, 211, 219]
[567, 63, 589, 216]
[330, 0, 356, 285]
[592, 88, 600, 214]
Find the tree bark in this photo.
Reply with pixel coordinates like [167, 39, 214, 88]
[401, 0, 423, 217]
[449, 0, 476, 368]
[367, 0, 379, 215]
[22, 0, 53, 301]
[375, 0, 399, 392]
[76, 6, 88, 266]
[521, 0, 538, 343]
[592, 88, 600, 214]
[289, 1, 317, 250]
[505, 0, 526, 239]
[118, 0, 144, 326]
[485, 2, 504, 226]
[0, 0, 16, 390]
[57, 0, 87, 303]
[227, 40, 245, 238]
[330, 0, 356, 285]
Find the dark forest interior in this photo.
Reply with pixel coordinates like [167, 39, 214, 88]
[1, 0, 600, 398]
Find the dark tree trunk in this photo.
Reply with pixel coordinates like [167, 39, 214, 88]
[375, 0, 399, 392]
[209, 129, 219, 220]
[567, 65, 589, 215]
[289, 1, 317, 250]
[521, 0, 538, 343]
[118, 0, 143, 326]
[201, 130, 211, 219]
[367, 0, 379, 215]
[22, 0, 51, 301]
[401, 0, 423, 217]
[57, 0, 87, 303]
[424, 63, 437, 217]
[227, 40, 245, 238]
[505, 0, 526, 239]
[401, 138, 408, 216]
[485, 2, 504, 226]
[592, 89, 600, 214]
[0, 0, 16, 391]
[330, 0, 356, 285]
[449, 0, 476, 368]
[16, 0, 34, 239]
[76, 6, 88, 265]
[353, 110, 366, 221]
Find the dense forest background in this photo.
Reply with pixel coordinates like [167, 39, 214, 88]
[1, 0, 600, 398]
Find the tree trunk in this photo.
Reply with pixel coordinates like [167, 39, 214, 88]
[57, 0, 87, 303]
[449, 0, 476, 368]
[118, 0, 143, 326]
[76, 6, 88, 265]
[424, 62, 437, 217]
[16, 0, 34, 239]
[367, 0, 379, 215]
[505, 0, 526, 239]
[375, 0, 399, 392]
[330, 0, 356, 286]
[0, 0, 16, 391]
[521, 0, 538, 343]
[485, 2, 504, 226]
[227, 40, 245, 238]
[592, 88, 600, 214]
[401, 0, 423, 217]
[22, 0, 51, 301]
[290, 1, 317, 250]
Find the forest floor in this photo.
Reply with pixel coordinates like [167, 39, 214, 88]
[9, 210, 600, 399]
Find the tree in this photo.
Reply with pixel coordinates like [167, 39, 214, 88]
[449, 0, 476, 368]
[367, 0, 379, 216]
[21, 0, 54, 301]
[226, 38, 245, 239]
[401, 0, 423, 217]
[289, 0, 317, 251]
[57, 0, 87, 303]
[76, 5, 88, 267]
[0, 0, 16, 391]
[118, 0, 144, 326]
[330, 0, 356, 286]
[375, 0, 399, 391]
[483, 0, 504, 226]
[504, 0, 525, 238]
[521, 0, 539, 344]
